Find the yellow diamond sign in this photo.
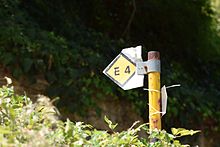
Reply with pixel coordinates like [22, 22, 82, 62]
[104, 53, 136, 87]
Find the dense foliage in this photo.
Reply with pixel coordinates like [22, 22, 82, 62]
[0, 0, 121, 115]
[0, 0, 220, 136]
[0, 83, 199, 146]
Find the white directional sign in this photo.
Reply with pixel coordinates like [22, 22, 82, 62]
[103, 46, 144, 90]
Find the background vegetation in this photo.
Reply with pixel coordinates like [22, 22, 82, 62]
[0, 0, 220, 144]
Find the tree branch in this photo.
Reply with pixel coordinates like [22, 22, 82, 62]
[122, 0, 136, 38]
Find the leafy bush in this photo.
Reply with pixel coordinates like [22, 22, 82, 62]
[0, 80, 199, 146]
[0, 0, 124, 115]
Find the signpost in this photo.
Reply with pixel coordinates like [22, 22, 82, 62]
[103, 46, 163, 136]
[147, 51, 161, 131]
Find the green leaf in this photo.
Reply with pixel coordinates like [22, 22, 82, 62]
[0, 126, 11, 134]
[171, 128, 179, 135]
[104, 115, 118, 130]
[171, 128, 200, 137]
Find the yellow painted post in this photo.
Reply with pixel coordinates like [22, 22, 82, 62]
[148, 51, 161, 132]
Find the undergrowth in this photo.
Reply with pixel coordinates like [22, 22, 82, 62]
[0, 78, 199, 146]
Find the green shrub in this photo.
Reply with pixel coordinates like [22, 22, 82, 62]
[0, 79, 199, 146]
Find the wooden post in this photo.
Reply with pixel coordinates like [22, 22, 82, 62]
[148, 51, 161, 132]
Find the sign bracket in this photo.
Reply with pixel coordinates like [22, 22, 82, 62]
[136, 60, 160, 75]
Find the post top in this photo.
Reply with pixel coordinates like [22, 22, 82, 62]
[148, 51, 160, 60]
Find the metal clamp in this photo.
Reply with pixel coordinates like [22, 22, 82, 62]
[136, 60, 160, 75]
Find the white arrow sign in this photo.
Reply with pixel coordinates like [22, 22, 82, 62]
[103, 46, 144, 90]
